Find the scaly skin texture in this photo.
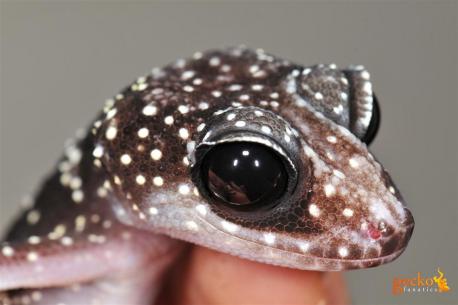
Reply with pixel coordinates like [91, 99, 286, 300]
[0, 47, 414, 305]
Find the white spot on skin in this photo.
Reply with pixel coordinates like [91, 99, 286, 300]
[298, 242, 310, 252]
[333, 104, 344, 114]
[153, 176, 164, 186]
[75, 215, 86, 232]
[105, 126, 117, 140]
[196, 204, 207, 216]
[324, 184, 336, 197]
[31, 291, 42, 302]
[92, 145, 104, 158]
[209, 57, 221, 66]
[142, 105, 157, 116]
[181, 70, 195, 80]
[26, 210, 41, 225]
[389, 186, 396, 194]
[183, 156, 190, 166]
[235, 121, 246, 127]
[338, 247, 349, 258]
[239, 94, 249, 101]
[148, 207, 159, 215]
[363, 82, 372, 94]
[309, 204, 320, 217]
[178, 105, 190, 114]
[179, 128, 189, 140]
[164, 116, 174, 125]
[48, 224, 66, 240]
[252, 84, 263, 91]
[270, 92, 279, 99]
[120, 154, 132, 165]
[326, 136, 337, 143]
[249, 65, 259, 74]
[221, 220, 239, 233]
[27, 252, 39, 262]
[185, 221, 199, 231]
[349, 158, 360, 168]
[342, 208, 354, 217]
[72, 190, 84, 203]
[263, 233, 276, 245]
[314, 92, 323, 100]
[28, 236, 41, 245]
[333, 169, 346, 179]
[227, 113, 236, 121]
[106, 108, 117, 120]
[61, 236, 74, 246]
[197, 123, 206, 132]
[150, 149, 162, 161]
[2, 246, 14, 257]
[136, 175, 146, 185]
[302, 68, 311, 75]
[212, 90, 222, 97]
[69, 177, 82, 190]
[228, 84, 242, 91]
[198, 102, 209, 110]
[137, 128, 149, 138]
[261, 126, 271, 134]
[178, 184, 191, 195]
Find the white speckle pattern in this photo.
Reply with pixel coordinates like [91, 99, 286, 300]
[150, 149, 162, 161]
[342, 208, 354, 217]
[324, 184, 336, 197]
[2, 48, 413, 276]
[309, 204, 320, 217]
[136, 175, 146, 185]
[235, 121, 246, 127]
[153, 176, 164, 186]
[2, 246, 14, 257]
[263, 233, 276, 245]
[221, 220, 239, 233]
[179, 128, 189, 140]
[338, 247, 349, 258]
[120, 154, 132, 165]
[178, 184, 191, 195]
[105, 126, 117, 140]
[164, 116, 174, 125]
[142, 105, 157, 116]
[137, 128, 149, 138]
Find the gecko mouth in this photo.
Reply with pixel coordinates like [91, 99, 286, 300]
[174, 209, 415, 271]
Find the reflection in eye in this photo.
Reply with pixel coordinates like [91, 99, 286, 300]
[201, 142, 288, 207]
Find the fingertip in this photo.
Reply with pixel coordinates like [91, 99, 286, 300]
[175, 246, 343, 305]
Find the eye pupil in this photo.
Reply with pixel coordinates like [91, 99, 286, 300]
[201, 142, 288, 207]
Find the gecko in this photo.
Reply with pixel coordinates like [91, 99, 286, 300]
[0, 46, 414, 305]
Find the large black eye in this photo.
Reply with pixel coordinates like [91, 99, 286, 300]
[361, 94, 381, 145]
[201, 142, 288, 208]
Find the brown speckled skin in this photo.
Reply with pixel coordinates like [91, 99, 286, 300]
[0, 47, 414, 305]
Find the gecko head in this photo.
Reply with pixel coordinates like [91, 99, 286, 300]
[96, 49, 414, 271]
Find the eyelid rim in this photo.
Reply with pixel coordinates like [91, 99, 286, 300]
[190, 131, 300, 212]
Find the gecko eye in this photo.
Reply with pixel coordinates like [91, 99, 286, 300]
[361, 94, 381, 145]
[201, 142, 288, 208]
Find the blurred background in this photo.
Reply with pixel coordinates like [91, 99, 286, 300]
[1, 2, 456, 304]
